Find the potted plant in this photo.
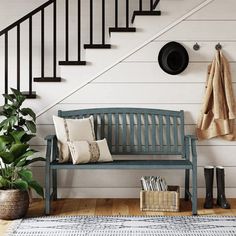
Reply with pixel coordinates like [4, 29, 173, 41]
[0, 88, 44, 220]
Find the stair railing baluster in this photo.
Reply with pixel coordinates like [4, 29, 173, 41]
[5, 32, 8, 103]
[0, 0, 61, 100]
[90, 0, 93, 45]
[139, 0, 143, 11]
[84, 0, 110, 49]
[41, 9, 45, 79]
[131, 0, 161, 23]
[78, 0, 81, 61]
[59, 0, 86, 65]
[115, 0, 118, 28]
[65, 0, 69, 61]
[152, 0, 160, 10]
[126, 0, 129, 28]
[150, 0, 153, 11]
[17, 24, 20, 91]
[110, 0, 135, 33]
[102, 0, 105, 45]
[53, 0, 57, 78]
[29, 16, 33, 96]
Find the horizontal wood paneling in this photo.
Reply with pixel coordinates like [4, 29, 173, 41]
[158, 21, 236, 41]
[31, 166, 236, 189]
[187, 0, 236, 20]
[61, 83, 236, 104]
[126, 41, 236, 62]
[96, 62, 236, 83]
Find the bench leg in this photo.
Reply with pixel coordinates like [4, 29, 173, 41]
[185, 169, 190, 201]
[192, 166, 198, 215]
[52, 169, 57, 200]
[45, 162, 51, 215]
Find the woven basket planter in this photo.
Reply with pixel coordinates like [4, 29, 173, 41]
[140, 185, 180, 212]
[0, 189, 29, 220]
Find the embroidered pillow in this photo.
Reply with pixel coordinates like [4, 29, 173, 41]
[53, 115, 95, 163]
[67, 139, 113, 164]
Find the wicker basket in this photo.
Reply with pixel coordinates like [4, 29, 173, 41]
[140, 185, 180, 212]
[0, 189, 29, 220]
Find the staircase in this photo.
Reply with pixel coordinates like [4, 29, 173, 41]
[0, 0, 161, 102]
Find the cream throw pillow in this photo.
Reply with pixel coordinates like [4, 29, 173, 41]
[67, 139, 113, 164]
[53, 115, 95, 163]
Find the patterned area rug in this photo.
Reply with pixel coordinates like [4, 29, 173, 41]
[7, 216, 236, 236]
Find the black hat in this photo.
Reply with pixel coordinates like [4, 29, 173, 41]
[158, 41, 189, 75]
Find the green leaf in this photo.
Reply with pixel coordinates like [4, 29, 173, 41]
[2, 94, 15, 103]
[10, 143, 29, 159]
[0, 176, 10, 189]
[18, 169, 33, 181]
[12, 179, 28, 190]
[15, 158, 27, 167]
[0, 106, 5, 116]
[10, 88, 22, 97]
[25, 120, 36, 133]
[10, 130, 26, 143]
[24, 157, 45, 166]
[0, 135, 13, 151]
[21, 108, 36, 121]
[0, 116, 18, 131]
[0, 151, 14, 164]
[9, 89, 25, 107]
[14, 150, 36, 166]
[21, 134, 35, 143]
[28, 180, 44, 198]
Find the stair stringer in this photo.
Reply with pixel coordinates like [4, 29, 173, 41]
[33, 0, 213, 121]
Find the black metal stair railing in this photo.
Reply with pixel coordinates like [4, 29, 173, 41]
[0, 0, 161, 101]
[109, 0, 136, 33]
[58, 0, 87, 65]
[0, 0, 59, 99]
[131, 0, 161, 23]
[84, 0, 111, 49]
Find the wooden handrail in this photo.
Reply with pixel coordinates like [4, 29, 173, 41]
[0, 0, 55, 36]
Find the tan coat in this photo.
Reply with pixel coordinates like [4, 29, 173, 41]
[196, 50, 236, 140]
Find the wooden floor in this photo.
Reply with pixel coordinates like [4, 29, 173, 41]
[1, 198, 236, 235]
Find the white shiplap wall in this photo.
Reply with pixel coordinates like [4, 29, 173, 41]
[33, 0, 236, 198]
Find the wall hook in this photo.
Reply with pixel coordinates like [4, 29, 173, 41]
[215, 43, 222, 50]
[193, 43, 200, 51]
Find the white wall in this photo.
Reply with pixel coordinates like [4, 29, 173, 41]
[3, 0, 236, 199]
[0, 0, 206, 113]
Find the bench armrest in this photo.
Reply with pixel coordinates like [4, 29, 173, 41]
[45, 135, 58, 162]
[184, 135, 197, 166]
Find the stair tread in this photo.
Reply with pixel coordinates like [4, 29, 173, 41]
[131, 10, 161, 23]
[34, 77, 61, 82]
[84, 44, 111, 49]
[21, 91, 37, 99]
[59, 61, 86, 66]
[109, 27, 136, 33]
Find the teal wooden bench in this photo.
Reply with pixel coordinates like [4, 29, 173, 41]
[45, 108, 198, 215]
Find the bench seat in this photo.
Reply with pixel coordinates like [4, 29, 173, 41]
[50, 160, 193, 169]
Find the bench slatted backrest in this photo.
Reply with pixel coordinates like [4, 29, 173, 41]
[58, 108, 185, 157]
